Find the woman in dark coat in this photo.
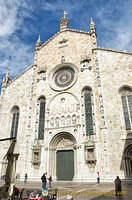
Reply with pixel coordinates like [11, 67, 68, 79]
[114, 176, 122, 196]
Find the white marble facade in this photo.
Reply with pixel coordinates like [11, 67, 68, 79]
[0, 17, 132, 182]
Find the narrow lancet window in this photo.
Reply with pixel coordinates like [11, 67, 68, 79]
[11, 106, 19, 138]
[83, 88, 93, 135]
[38, 97, 46, 139]
[120, 86, 132, 130]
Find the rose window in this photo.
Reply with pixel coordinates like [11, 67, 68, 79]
[53, 67, 75, 88]
[49, 63, 78, 91]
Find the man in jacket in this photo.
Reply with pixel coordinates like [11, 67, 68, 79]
[41, 173, 46, 189]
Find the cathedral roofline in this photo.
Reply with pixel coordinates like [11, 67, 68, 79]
[39, 29, 90, 50]
[7, 65, 36, 87]
[92, 47, 132, 55]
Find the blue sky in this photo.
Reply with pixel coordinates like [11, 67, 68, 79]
[0, 0, 132, 92]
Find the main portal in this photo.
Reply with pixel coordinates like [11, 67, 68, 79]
[56, 150, 74, 181]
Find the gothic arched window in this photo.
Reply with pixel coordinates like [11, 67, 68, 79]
[83, 87, 93, 135]
[11, 106, 19, 138]
[120, 86, 132, 130]
[38, 96, 46, 139]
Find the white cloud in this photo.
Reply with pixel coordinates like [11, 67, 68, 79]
[0, 35, 34, 77]
[0, 0, 35, 88]
[0, 0, 35, 37]
[95, 0, 132, 51]
[0, 0, 132, 91]
[0, 0, 18, 36]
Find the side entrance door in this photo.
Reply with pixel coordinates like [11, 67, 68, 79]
[56, 150, 74, 181]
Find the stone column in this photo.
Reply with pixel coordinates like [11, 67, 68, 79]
[94, 51, 110, 179]
[73, 146, 77, 180]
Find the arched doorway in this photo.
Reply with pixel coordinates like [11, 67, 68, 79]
[49, 132, 77, 181]
[124, 145, 132, 176]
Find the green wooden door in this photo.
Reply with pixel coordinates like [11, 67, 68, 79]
[57, 150, 74, 181]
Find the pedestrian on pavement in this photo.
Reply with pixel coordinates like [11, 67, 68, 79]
[114, 176, 122, 196]
[41, 173, 47, 189]
[97, 171, 100, 183]
[48, 175, 52, 189]
[24, 173, 28, 183]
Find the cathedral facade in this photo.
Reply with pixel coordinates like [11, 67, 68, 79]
[0, 16, 132, 182]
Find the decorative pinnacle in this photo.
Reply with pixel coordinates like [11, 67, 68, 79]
[36, 34, 41, 49]
[37, 34, 41, 44]
[90, 17, 96, 35]
[6, 68, 10, 78]
[90, 17, 95, 25]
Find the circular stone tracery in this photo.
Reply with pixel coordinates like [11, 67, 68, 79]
[48, 63, 78, 91]
[53, 67, 74, 88]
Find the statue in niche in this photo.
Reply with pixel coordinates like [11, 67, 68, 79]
[101, 116, 105, 126]
[99, 95, 103, 104]
[87, 149, 94, 160]
[72, 115, 76, 124]
[55, 117, 59, 127]
[66, 115, 71, 126]
[50, 117, 54, 127]
[97, 76, 101, 87]
[61, 116, 65, 126]
[77, 115, 80, 123]
[100, 105, 104, 114]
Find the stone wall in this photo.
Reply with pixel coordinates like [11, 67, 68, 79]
[0, 30, 131, 181]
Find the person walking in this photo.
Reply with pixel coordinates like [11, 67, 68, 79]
[41, 173, 47, 189]
[114, 176, 122, 196]
[97, 172, 100, 183]
[48, 175, 52, 189]
[24, 173, 28, 183]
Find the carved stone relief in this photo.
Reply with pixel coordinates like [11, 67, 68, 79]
[47, 93, 80, 129]
[80, 53, 92, 72]
[37, 64, 46, 82]
[66, 115, 71, 126]
[31, 139, 41, 169]
[57, 138, 73, 148]
[85, 141, 96, 166]
[87, 149, 94, 160]
[61, 116, 65, 126]
[55, 117, 59, 127]
[58, 38, 68, 49]
[48, 114, 80, 128]
[72, 114, 76, 124]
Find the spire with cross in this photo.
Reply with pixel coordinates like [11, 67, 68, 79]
[60, 11, 69, 32]
[64, 11, 67, 18]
